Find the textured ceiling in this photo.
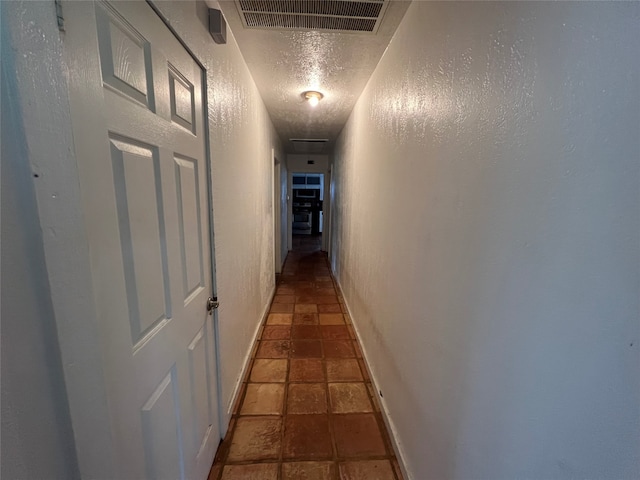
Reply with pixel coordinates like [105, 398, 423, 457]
[216, 0, 411, 154]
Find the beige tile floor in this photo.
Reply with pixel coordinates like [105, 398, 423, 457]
[208, 236, 403, 480]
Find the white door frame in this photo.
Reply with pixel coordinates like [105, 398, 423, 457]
[273, 150, 282, 274]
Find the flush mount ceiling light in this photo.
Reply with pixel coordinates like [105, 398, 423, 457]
[302, 90, 323, 107]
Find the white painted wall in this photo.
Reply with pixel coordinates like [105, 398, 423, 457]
[331, 2, 640, 479]
[2, 2, 282, 475]
[1, 6, 80, 476]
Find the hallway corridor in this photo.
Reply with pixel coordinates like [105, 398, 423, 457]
[208, 236, 402, 480]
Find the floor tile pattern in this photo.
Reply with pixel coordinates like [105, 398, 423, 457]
[209, 236, 402, 480]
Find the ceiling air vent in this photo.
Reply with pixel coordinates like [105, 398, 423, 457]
[235, 0, 389, 33]
[290, 138, 328, 153]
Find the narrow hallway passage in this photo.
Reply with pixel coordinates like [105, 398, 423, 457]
[208, 236, 402, 480]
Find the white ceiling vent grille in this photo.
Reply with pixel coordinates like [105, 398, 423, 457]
[235, 0, 389, 33]
[290, 138, 329, 153]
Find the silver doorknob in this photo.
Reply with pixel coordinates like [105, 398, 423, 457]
[207, 296, 219, 313]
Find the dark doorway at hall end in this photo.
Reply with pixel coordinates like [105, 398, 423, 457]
[292, 172, 324, 253]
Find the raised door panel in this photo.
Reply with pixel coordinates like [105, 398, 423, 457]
[188, 326, 214, 457]
[169, 64, 196, 133]
[141, 367, 184, 480]
[96, 2, 155, 109]
[174, 155, 204, 304]
[109, 135, 171, 349]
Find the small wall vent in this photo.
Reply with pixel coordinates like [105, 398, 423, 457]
[235, 0, 389, 34]
[290, 138, 328, 153]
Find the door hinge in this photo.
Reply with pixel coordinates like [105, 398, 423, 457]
[55, 0, 65, 32]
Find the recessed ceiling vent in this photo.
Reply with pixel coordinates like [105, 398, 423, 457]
[290, 138, 328, 153]
[235, 0, 389, 33]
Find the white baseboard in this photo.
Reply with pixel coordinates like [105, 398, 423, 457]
[334, 278, 413, 480]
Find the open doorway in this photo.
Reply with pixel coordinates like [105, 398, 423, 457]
[291, 172, 324, 251]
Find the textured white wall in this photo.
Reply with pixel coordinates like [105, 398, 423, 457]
[1, 5, 80, 477]
[154, 0, 284, 423]
[331, 2, 640, 479]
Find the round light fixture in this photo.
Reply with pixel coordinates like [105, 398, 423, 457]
[302, 90, 323, 107]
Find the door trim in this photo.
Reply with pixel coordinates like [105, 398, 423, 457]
[273, 151, 282, 274]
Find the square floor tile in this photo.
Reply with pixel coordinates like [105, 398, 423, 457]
[227, 417, 281, 461]
[320, 325, 350, 340]
[332, 414, 386, 458]
[294, 313, 319, 325]
[319, 313, 345, 325]
[315, 287, 336, 296]
[287, 383, 328, 414]
[262, 325, 291, 340]
[221, 463, 278, 480]
[273, 294, 295, 304]
[267, 313, 293, 325]
[283, 415, 332, 459]
[317, 303, 342, 313]
[326, 359, 363, 382]
[316, 296, 339, 305]
[296, 287, 317, 296]
[276, 286, 295, 295]
[296, 295, 317, 304]
[250, 359, 288, 382]
[323, 340, 355, 358]
[289, 359, 326, 382]
[295, 304, 319, 313]
[241, 383, 285, 415]
[292, 325, 322, 339]
[338, 460, 395, 480]
[329, 383, 372, 413]
[256, 340, 290, 358]
[270, 303, 294, 313]
[291, 340, 323, 358]
[282, 461, 334, 480]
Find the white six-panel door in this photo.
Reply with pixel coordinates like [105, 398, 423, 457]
[63, 1, 219, 478]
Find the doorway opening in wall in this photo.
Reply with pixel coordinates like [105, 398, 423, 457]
[292, 172, 324, 252]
